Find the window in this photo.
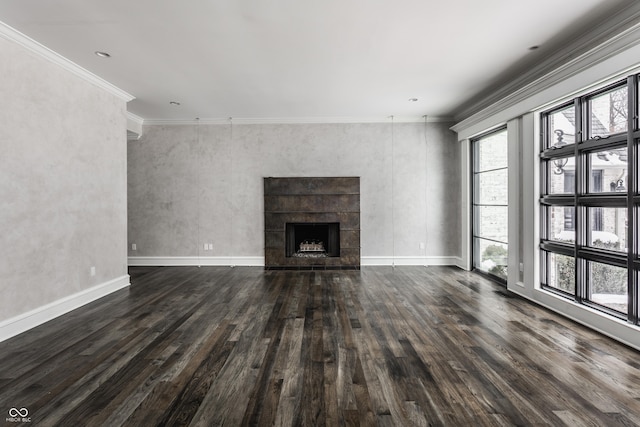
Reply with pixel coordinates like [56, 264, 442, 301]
[473, 128, 508, 281]
[540, 77, 639, 323]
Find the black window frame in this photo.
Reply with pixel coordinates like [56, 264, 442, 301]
[472, 127, 509, 283]
[540, 76, 639, 324]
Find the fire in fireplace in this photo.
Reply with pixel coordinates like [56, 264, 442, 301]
[285, 223, 340, 258]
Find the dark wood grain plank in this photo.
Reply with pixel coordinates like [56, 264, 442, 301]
[1, 266, 640, 426]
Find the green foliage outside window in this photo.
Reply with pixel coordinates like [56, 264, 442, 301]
[554, 240, 627, 295]
[482, 244, 507, 279]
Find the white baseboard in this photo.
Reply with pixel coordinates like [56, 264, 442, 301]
[0, 275, 130, 343]
[456, 258, 470, 270]
[361, 256, 462, 266]
[128, 256, 462, 268]
[128, 256, 265, 267]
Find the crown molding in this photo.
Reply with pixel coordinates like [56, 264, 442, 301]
[140, 115, 454, 126]
[452, 1, 640, 134]
[143, 118, 230, 126]
[127, 130, 141, 141]
[126, 112, 143, 140]
[126, 111, 144, 126]
[0, 21, 134, 102]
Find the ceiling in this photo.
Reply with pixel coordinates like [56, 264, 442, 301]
[0, 0, 635, 122]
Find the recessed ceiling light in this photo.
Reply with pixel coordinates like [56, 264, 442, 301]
[169, 101, 181, 106]
[94, 51, 111, 58]
[408, 98, 418, 102]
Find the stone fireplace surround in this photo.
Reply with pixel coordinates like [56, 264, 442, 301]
[264, 177, 360, 269]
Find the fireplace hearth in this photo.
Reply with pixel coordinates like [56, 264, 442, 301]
[264, 177, 360, 269]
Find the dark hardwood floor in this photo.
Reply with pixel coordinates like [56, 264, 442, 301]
[1, 266, 640, 426]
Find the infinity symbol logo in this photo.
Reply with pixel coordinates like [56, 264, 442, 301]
[8, 407, 28, 417]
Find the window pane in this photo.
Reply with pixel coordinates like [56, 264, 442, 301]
[476, 238, 508, 279]
[547, 206, 575, 242]
[588, 207, 627, 251]
[476, 169, 508, 204]
[547, 105, 576, 149]
[589, 86, 628, 138]
[588, 262, 627, 313]
[476, 130, 507, 172]
[473, 128, 508, 282]
[475, 206, 508, 242]
[546, 252, 575, 295]
[547, 161, 575, 194]
[588, 149, 627, 193]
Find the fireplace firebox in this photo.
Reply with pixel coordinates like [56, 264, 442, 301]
[286, 223, 340, 258]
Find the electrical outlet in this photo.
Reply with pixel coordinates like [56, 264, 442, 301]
[90, 266, 96, 276]
[419, 242, 425, 249]
[131, 243, 137, 251]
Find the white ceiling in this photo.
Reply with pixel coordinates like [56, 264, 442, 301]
[0, 0, 634, 122]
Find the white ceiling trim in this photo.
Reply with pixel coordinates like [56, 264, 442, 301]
[452, 2, 640, 136]
[0, 21, 134, 102]
[126, 112, 144, 140]
[127, 130, 141, 141]
[126, 112, 144, 127]
[452, 24, 640, 138]
[142, 116, 454, 126]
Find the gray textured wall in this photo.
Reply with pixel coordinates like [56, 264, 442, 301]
[128, 121, 460, 262]
[0, 36, 128, 322]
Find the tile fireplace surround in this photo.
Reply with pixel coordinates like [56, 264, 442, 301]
[264, 177, 360, 269]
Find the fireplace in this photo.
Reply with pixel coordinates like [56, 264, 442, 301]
[286, 223, 340, 258]
[264, 177, 360, 269]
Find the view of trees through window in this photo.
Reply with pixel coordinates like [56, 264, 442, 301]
[473, 129, 508, 281]
[540, 76, 638, 322]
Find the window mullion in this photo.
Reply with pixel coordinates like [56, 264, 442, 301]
[575, 98, 587, 302]
[627, 75, 638, 324]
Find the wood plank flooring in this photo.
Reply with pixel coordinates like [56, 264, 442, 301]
[1, 266, 640, 426]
